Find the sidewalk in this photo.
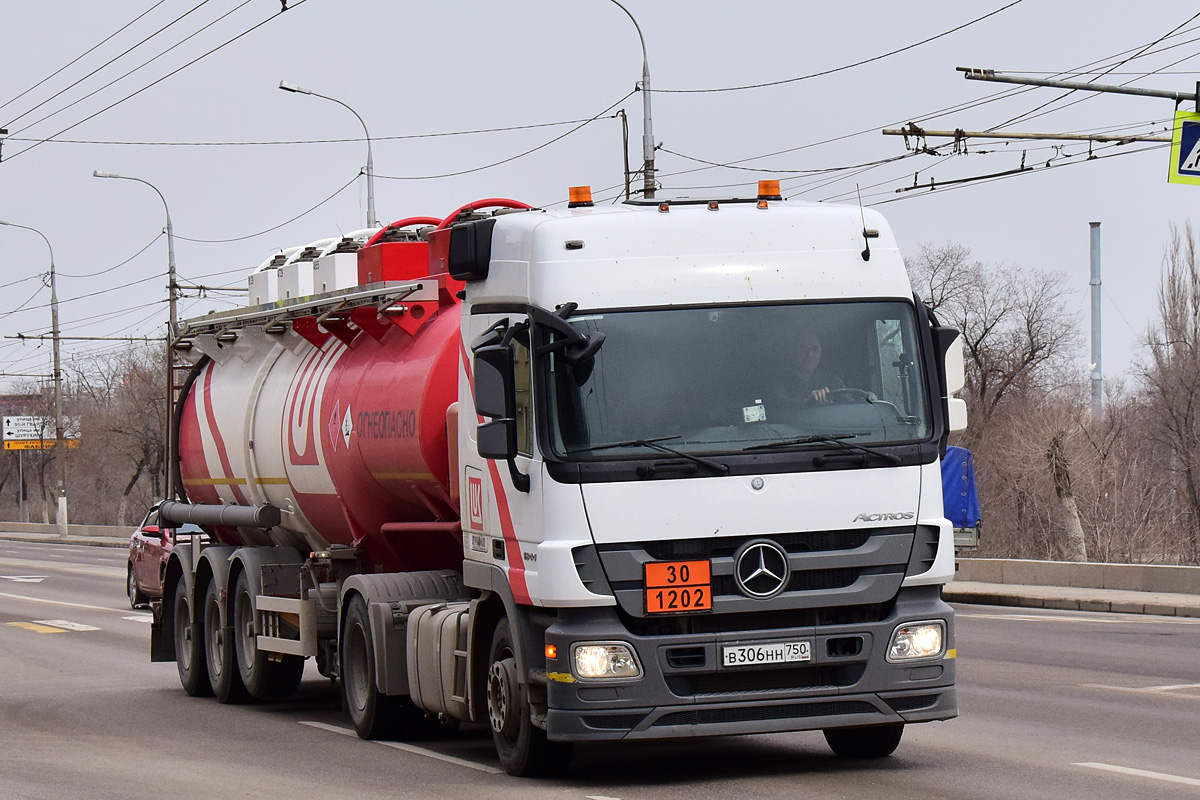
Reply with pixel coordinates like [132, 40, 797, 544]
[0, 529, 127, 548]
[944, 580, 1200, 618]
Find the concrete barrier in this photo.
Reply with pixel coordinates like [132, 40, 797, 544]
[956, 558, 1200, 596]
[0, 521, 126, 540]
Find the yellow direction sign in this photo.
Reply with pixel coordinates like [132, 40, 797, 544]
[3, 440, 80, 450]
[1169, 110, 1200, 185]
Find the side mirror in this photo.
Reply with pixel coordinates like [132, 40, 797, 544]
[474, 344, 515, 420]
[141, 524, 161, 537]
[942, 334, 965, 396]
[947, 398, 968, 432]
[478, 419, 517, 460]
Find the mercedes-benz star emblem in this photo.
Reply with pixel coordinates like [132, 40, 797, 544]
[733, 540, 791, 598]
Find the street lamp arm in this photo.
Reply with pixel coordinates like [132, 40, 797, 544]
[606, 0, 655, 198]
[278, 81, 377, 227]
[0, 219, 55, 267]
[91, 170, 177, 335]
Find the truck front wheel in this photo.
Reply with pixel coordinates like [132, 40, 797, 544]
[341, 593, 405, 739]
[486, 618, 571, 777]
[172, 580, 212, 697]
[823, 722, 904, 758]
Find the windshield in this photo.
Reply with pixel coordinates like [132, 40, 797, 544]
[547, 301, 931, 457]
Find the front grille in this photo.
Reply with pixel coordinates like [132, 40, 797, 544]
[654, 700, 876, 727]
[666, 663, 865, 697]
[582, 713, 648, 730]
[597, 527, 915, 620]
[711, 567, 861, 596]
[641, 529, 873, 560]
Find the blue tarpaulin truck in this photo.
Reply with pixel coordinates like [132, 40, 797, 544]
[942, 446, 980, 549]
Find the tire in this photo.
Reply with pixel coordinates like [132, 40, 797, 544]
[341, 593, 406, 739]
[487, 618, 572, 777]
[172, 580, 213, 697]
[823, 723, 904, 758]
[233, 570, 305, 700]
[204, 579, 249, 704]
[127, 564, 147, 609]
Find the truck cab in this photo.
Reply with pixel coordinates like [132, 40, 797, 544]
[454, 188, 963, 769]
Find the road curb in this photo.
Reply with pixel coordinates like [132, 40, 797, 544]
[944, 588, 1200, 618]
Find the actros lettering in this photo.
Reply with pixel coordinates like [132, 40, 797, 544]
[852, 511, 916, 522]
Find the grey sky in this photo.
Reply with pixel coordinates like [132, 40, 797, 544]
[1, 0, 1196, 392]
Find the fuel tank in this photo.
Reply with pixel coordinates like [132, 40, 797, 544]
[177, 264, 464, 574]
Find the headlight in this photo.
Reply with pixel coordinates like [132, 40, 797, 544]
[573, 643, 642, 679]
[887, 621, 945, 662]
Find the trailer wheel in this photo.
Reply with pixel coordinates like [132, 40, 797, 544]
[172, 579, 212, 697]
[341, 593, 405, 739]
[205, 580, 249, 704]
[487, 618, 571, 776]
[233, 571, 304, 700]
[823, 723, 904, 758]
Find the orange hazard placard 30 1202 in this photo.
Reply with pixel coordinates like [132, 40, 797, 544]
[644, 560, 712, 614]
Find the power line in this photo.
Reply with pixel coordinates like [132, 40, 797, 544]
[0, 0, 166, 118]
[2, 0, 312, 164]
[0, 115, 615, 147]
[4, 0, 217, 131]
[57, 233, 162, 278]
[174, 172, 359, 243]
[655, 0, 1024, 94]
[375, 95, 631, 181]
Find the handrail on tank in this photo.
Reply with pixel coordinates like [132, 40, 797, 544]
[362, 216, 443, 248]
[434, 199, 532, 231]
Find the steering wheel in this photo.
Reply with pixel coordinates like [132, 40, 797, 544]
[825, 388, 873, 403]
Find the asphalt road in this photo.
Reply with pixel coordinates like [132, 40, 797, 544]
[2, 540, 1199, 800]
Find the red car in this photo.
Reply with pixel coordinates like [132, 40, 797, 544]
[126, 504, 201, 608]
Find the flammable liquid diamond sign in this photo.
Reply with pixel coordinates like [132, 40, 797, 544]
[1168, 110, 1200, 186]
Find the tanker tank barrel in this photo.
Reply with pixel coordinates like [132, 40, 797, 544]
[159, 500, 281, 529]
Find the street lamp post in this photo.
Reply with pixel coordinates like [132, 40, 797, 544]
[92, 171, 180, 503]
[279, 81, 379, 228]
[608, 0, 656, 199]
[92, 172, 178, 336]
[0, 219, 68, 536]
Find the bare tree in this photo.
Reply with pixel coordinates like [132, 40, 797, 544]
[1140, 222, 1200, 561]
[908, 242, 1081, 424]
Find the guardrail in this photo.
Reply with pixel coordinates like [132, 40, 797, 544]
[956, 558, 1200, 596]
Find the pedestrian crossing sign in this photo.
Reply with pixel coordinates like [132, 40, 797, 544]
[1169, 110, 1200, 185]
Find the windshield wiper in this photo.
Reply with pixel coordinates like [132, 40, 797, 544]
[744, 433, 902, 464]
[571, 436, 730, 475]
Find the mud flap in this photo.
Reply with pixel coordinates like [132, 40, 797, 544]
[150, 599, 174, 662]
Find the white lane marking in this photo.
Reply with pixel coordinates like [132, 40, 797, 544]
[299, 721, 504, 774]
[1075, 762, 1200, 787]
[31, 619, 102, 632]
[1084, 682, 1200, 698]
[958, 612, 1200, 626]
[0, 590, 126, 614]
[1, 576, 45, 583]
[586, 796, 625, 800]
[123, 615, 153, 623]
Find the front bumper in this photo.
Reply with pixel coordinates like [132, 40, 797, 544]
[542, 586, 956, 741]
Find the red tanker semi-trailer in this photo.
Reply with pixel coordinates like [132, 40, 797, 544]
[152, 186, 965, 776]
